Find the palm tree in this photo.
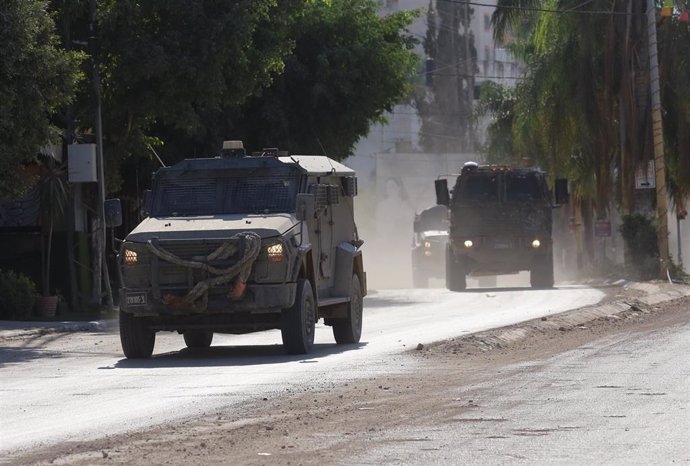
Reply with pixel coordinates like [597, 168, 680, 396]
[483, 0, 690, 272]
[38, 153, 70, 302]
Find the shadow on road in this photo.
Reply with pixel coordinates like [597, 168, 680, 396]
[105, 341, 367, 369]
[0, 333, 74, 367]
[364, 295, 425, 308]
[458, 286, 559, 293]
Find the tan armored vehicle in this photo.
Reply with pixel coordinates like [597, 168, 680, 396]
[116, 142, 366, 358]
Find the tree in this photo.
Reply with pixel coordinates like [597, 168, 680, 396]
[661, 16, 690, 217]
[0, 0, 83, 199]
[484, 0, 690, 274]
[95, 0, 306, 187]
[417, 0, 477, 153]
[228, 0, 419, 159]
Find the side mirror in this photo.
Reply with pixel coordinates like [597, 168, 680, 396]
[435, 179, 450, 207]
[296, 193, 315, 221]
[104, 199, 123, 228]
[554, 178, 569, 205]
[141, 190, 152, 217]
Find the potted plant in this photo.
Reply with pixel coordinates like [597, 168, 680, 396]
[35, 153, 71, 317]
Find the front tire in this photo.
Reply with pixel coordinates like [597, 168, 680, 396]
[183, 331, 213, 349]
[119, 311, 155, 359]
[446, 245, 467, 291]
[332, 274, 363, 344]
[281, 278, 316, 354]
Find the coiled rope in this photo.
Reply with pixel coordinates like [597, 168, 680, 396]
[146, 232, 262, 311]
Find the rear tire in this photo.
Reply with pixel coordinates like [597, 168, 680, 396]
[183, 331, 213, 349]
[446, 246, 467, 291]
[281, 278, 316, 354]
[333, 274, 363, 344]
[119, 311, 155, 359]
[530, 253, 554, 289]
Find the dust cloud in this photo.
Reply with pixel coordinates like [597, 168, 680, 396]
[346, 153, 556, 290]
[346, 152, 530, 290]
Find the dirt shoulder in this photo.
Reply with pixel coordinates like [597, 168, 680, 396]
[12, 284, 690, 466]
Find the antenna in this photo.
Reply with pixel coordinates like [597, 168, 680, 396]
[315, 137, 328, 157]
[147, 144, 167, 167]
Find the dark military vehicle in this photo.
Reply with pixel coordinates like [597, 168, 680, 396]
[115, 141, 366, 358]
[435, 162, 567, 290]
[411, 205, 449, 288]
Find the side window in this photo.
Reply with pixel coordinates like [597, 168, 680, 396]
[506, 173, 543, 202]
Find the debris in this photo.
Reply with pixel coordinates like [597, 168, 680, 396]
[416, 343, 424, 351]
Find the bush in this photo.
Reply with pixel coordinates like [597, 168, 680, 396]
[0, 269, 37, 320]
[619, 214, 659, 280]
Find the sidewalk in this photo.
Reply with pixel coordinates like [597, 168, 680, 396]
[0, 319, 117, 340]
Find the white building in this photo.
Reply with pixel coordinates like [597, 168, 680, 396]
[348, 1, 525, 288]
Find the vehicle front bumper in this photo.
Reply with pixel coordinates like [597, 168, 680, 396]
[120, 282, 296, 316]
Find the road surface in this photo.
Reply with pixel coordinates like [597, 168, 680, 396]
[1, 286, 604, 460]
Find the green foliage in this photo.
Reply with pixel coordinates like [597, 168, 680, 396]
[96, 0, 305, 185]
[0, 269, 37, 320]
[619, 214, 660, 280]
[230, 0, 419, 159]
[37, 153, 70, 296]
[475, 81, 516, 163]
[661, 19, 690, 214]
[0, 0, 84, 199]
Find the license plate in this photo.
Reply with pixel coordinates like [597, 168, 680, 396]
[126, 292, 147, 306]
[494, 241, 512, 249]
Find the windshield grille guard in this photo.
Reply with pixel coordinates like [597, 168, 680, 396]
[153, 170, 299, 216]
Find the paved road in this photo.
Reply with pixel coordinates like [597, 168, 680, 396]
[0, 286, 603, 456]
[353, 313, 690, 464]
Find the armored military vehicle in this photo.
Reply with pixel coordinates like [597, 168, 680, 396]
[115, 141, 366, 358]
[435, 162, 567, 290]
[411, 205, 449, 288]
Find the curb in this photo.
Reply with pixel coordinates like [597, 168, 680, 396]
[426, 281, 690, 351]
[0, 319, 118, 340]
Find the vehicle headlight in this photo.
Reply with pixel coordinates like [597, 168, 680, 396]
[531, 239, 541, 249]
[424, 240, 432, 249]
[123, 248, 138, 266]
[266, 243, 285, 262]
[464, 240, 473, 248]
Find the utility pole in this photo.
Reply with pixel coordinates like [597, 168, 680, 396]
[646, 0, 670, 279]
[89, 0, 114, 309]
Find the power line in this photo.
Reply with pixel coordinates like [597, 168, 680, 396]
[436, 0, 644, 16]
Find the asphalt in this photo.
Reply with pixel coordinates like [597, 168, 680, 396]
[0, 280, 687, 342]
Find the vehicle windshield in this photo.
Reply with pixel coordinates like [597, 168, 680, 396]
[458, 174, 499, 201]
[151, 168, 300, 216]
[415, 205, 449, 232]
[506, 173, 543, 202]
